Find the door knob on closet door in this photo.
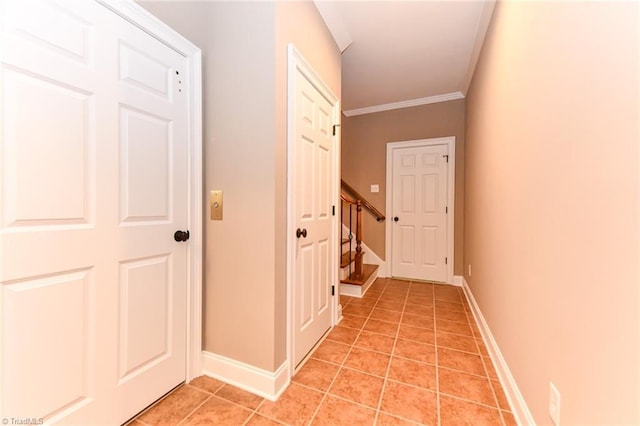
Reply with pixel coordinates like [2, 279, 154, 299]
[296, 228, 307, 238]
[393, 217, 399, 222]
[174, 230, 190, 242]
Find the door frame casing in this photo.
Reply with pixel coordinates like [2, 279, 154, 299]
[286, 44, 340, 378]
[97, 0, 203, 382]
[385, 137, 455, 284]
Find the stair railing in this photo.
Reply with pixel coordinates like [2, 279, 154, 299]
[340, 193, 363, 279]
[340, 179, 385, 222]
[340, 181, 385, 282]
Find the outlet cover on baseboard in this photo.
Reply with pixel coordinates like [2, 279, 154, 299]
[549, 382, 561, 425]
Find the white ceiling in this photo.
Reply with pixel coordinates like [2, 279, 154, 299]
[314, 1, 495, 115]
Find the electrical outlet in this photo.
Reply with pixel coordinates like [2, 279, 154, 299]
[468, 264, 472, 277]
[549, 382, 561, 425]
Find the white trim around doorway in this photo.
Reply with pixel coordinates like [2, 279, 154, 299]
[286, 44, 341, 380]
[385, 137, 456, 284]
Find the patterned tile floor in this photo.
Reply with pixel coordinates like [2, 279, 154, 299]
[131, 278, 516, 425]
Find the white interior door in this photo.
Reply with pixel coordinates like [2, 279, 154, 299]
[390, 144, 448, 282]
[292, 66, 335, 367]
[1, 1, 189, 423]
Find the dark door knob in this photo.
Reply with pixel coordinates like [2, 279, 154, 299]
[174, 230, 190, 242]
[296, 228, 307, 239]
[393, 217, 399, 222]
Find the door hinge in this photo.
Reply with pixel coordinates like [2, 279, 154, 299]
[332, 205, 336, 216]
[331, 285, 335, 296]
[445, 206, 448, 214]
[443, 154, 449, 163]
[333, 124, 340, 136]
[445, 257, 448, 265]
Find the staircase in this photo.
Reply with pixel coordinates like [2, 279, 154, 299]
[339, 180, 385, 297]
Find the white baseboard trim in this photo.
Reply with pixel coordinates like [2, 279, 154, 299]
[452, 275, 464, 287]
[461, 278, 535, 426]
[340, 270, 377, 298]
[340, 283, 363, 297]
[201, 351, 289, 401]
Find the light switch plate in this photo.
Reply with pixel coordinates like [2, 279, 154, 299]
[210, 190, 223, 220]
[371, 184, 379, 193]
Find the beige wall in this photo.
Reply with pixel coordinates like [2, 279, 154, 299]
[341, 99, 465, 276]
[139, 1, 340, 372]
[465, 1, 639, 424]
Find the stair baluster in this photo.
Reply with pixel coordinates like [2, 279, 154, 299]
[354, 200, 363, 278]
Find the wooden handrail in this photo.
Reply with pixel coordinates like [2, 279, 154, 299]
[340, 180, 385, 222]
[340, 193, 357, 205]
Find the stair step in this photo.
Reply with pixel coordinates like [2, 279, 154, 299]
[340, 251, 356, 268]
[341, 264, 378, 286]
[341, 238, 351, 245]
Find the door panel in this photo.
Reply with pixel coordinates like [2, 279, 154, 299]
[293, 68, 334, 366]
[422, 175, 438, 213]
[317, 238, 330, 313]
[400, 226, 415, 264]
[299, 243, 314, 329]
[2, 65, 92, 228]
[119, 43, 172, 100]
[422, 226, 438, 265]
[1, 1, 189, 423]
[400, 174, 416, 213]
[391, 144, 448, 282]
[119, 107, 172, 222]
[2, 269, 93, 419]
[118, 255, 171, 382]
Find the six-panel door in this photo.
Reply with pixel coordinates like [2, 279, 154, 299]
[391, 144, 448, 282]
[293, 67, 334, 366]
[1, 1, 189, 423]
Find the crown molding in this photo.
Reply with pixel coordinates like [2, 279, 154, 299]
[343, 92, 465, 117]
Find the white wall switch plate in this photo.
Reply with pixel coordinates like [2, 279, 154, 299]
[370, 184, 379, 193]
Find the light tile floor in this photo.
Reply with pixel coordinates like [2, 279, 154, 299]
[132, 278, 516, 425]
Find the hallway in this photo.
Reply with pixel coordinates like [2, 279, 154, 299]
[132, 279, 514, 425]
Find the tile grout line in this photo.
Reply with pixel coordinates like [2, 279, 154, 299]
[175, 393, 213, 426]
[436, 391, 512, 411]
[155, 283, 512, 426]
[432, 283, 442, 426]
[459, 287, 506, 425]
[241, 395, 267, 426]
[245, 397, 289, 426]
[440, 285, 508, 423]
[306, 277, 389, 425]
[373, 279, 410, 425]
[207, 384, 264, 424]
[181, 383, 264, 426]
[132, 383, 193, 424]
[252, 398, 291, 426]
